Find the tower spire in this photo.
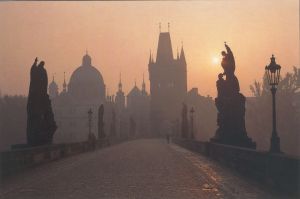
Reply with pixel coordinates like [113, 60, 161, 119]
[63, 72, 67, 92]
[118, 72, 122, 91]
[168, 22, 170, 32]
[149, 49, 152, 64]
[142, 73, 146, 92]
[180, 42, 186, 65]
[156, 27, 174, 63]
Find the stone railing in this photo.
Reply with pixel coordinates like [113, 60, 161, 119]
[173, 138, 300, 196]
[0, 138, 126, 178]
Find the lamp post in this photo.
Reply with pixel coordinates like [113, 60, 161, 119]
[190, 107, 195, 139]
[265, 54, 281, 153]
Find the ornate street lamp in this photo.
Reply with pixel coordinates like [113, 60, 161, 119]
[265, 54, 281, 153]
[190, 107, 195, 139]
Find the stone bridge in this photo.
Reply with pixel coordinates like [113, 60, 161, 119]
[0, 139, 299, 199]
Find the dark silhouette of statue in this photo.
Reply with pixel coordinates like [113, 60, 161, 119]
[98, 104, 105, 139]
[211, 44, 256, 148]
[181, 103, 189, 139]
[109, 109, 116, 137]
[27, 58, 57, 146]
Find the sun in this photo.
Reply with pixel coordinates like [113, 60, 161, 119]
[212, 56, 220, 65]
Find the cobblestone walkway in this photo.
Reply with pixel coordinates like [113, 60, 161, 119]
[0, 139, 282, 199]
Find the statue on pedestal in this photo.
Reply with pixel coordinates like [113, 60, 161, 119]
[26, 58, 57, 146]
[211, 43, 256, 148]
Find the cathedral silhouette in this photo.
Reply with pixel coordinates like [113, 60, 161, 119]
[49, 28, 190, 141]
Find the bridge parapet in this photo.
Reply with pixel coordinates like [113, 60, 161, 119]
[0, 138, 122, 178]
[173, 138, 300, 196]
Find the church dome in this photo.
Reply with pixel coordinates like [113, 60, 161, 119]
[68, 53, 105, 103]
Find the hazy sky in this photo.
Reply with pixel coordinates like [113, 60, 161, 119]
[0, 1, 299, 97]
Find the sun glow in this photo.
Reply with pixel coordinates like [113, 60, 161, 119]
[212, 56, 220, 65]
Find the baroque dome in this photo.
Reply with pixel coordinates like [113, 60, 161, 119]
[68, 53, 105, 103]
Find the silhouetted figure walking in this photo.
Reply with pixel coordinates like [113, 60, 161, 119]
[27, 58, 57, 146]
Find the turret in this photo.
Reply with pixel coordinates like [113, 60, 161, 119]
[180, 45, 186, 65]
[156, 32, 173, 64]
[118, 73, 122, 92]
[149, 50, 152, 65]
[82, 51, 92, 66]
[63, 72, 67, 92]
[142, 73, 146, 93]
[49, 75, 59, 99]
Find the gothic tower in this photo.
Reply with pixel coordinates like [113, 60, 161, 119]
[115, 73, 125, 111]
[148, 30, 187, 135]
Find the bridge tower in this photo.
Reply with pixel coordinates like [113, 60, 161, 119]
[148, 28, 187, 136]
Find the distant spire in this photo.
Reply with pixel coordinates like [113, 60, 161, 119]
[134, 79, 137, 87]
[156, 29, 174, 63]
[149, 50, 152, 64]
[52, 74, 55, 82]
[151, 52, 154, 63]
[177, 47, 179, 60]
[63, 72, 67, 92]
[118, 72, 122, 91]
[86, 49, 88, 55]
[142, 73, 146, 92]
[180, 43, 186, 65]
[168, 22, 170, 32]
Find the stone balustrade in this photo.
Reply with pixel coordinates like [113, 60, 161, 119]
[0, 138, 124, 178]
[173, 138, 300, 196]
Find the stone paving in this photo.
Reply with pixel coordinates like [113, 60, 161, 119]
[0, 139, 287, 199]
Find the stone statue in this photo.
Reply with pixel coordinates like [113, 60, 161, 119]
[211, 44, 256, 148]
[221, 42, 235, 77]
[221, 43, 240, 95]
[98, 104, 105, 139]
[181, 103, 189, 139]
[27, 58, 57, 146]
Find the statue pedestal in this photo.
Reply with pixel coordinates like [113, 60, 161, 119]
[211, 93, 256, 149]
